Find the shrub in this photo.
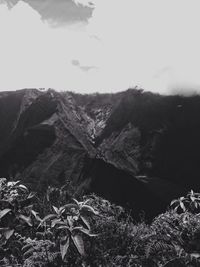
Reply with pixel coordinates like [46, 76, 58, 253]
[170, 190, 200, 213]
[1, 180, 200, 267]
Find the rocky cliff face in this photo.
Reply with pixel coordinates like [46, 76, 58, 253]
[0, 88, 199, 218]
[0, 89, 95, 191]
[96, 89, 200, 190]
[68, 91, 123, 139]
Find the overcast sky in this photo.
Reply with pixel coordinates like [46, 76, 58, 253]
[0, 0, 200, 94]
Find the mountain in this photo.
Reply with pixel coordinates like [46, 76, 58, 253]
[96, 89, 200, 190]
[0, 89, 95, 190]
[0, 88, 200, 219]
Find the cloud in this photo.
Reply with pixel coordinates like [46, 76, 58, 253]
[0, 0, 18, 8]
[80, 65, 97, 72]
[0, 1, 100, 93]
[71, 59, 97, 72]
[74, 0, 95, 8]
[1, 0, 94, 26]
[71, 59, 80, 66]
[1, 0, 200, 95]
[85, 0, 200, 94]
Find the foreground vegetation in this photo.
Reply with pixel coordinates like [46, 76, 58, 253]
[0, 178, 200, 266]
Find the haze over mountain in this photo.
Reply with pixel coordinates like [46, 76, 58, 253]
[0, 88, 200, 219]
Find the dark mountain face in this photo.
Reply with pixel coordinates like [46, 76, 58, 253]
[80, 158, 175, 220]
[0, 89, 95, 191]
[0, 88, 199, 219]
[97, 89, 200, 191]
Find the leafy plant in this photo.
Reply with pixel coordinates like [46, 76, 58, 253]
[170, 190, 200, 213]
[1, 177, 200, 267]
[0, 178, 40, 264]
[39, 198, 98, 263]
[22, 239, 60, 267]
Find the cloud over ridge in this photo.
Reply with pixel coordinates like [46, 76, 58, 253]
[0, 0, 200, 95]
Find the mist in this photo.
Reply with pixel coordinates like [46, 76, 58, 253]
[0, 0, 200, 95]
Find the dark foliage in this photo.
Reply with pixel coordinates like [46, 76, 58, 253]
[0, 178, 200, 266]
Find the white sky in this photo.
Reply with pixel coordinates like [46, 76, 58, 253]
[0, 0, 200, 94]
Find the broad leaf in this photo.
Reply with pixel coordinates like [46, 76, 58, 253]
[170, 199, 178, 206]
[67, 216, 74, 227]
[22, 243, 33, 253]
[60, 237, 69, 260]
[72, 198, 80, 206]
[80, 215, 90, 230]
[190, 196, 195, 202]
[71, 234, 85, 256]
[41, 214, 57, 224]
[0, 208, 11, 219]
[190, 190, 194, 195]
[18, 214, 32, 226]
[7, 181, 20, 187]
[31, 210, 42, 222]
[83, 199, 91, 205]
[190, 253, 200, 259]
[180, 201, 186, 211]
[18, 184, 28, 191]
[53, 206, 59, 214]
[59, 206, 66, 214]
[23, 248, 35, 259]
[4, 229, 14, 240]
[27, 192, 36, 199]
[51, 218, 61, 227]
[54, 221, 68, 227]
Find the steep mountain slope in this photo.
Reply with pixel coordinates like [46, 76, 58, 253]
[0, 88, 199, 218]
[69, 91, 123, 139]
[95, 89, 200, 190]
[0, 89, 95, 191]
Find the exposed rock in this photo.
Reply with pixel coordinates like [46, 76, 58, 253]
[0, 88, 200, 218]
[96, 123, 140, 174]
[69, 91, 123, 139]
[97, 89, 200, 191]
[0, 89, 95, 191]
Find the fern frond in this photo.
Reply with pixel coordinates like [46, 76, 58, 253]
[145, 240, 174, 258]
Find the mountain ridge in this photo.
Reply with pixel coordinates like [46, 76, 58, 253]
[0, 88, 199, 218]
